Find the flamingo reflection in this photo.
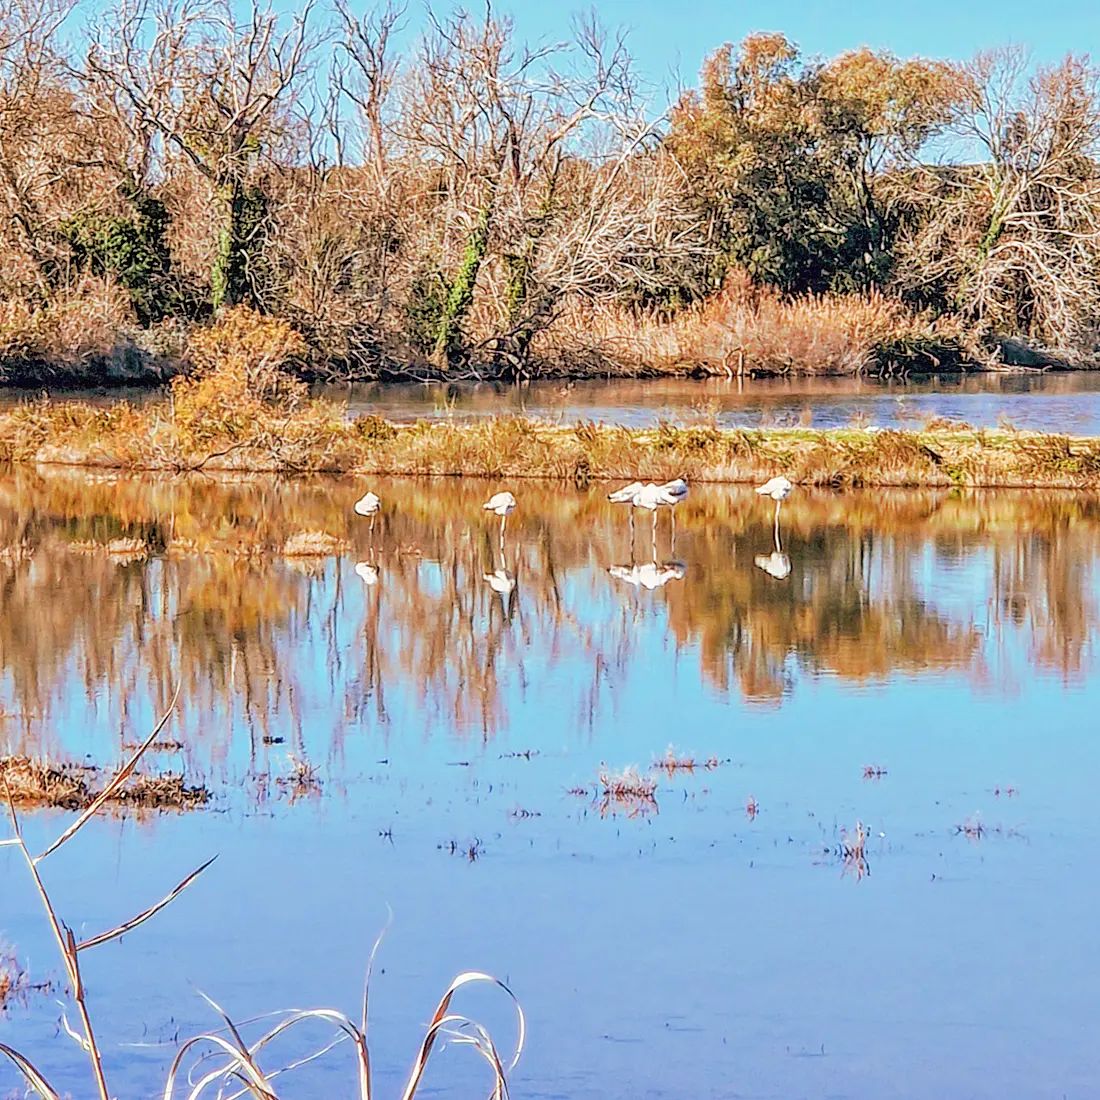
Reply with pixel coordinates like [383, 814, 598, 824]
[608, 560, 686, 591]
[754, 475, 793, 580]
[355, 559, 380, 586]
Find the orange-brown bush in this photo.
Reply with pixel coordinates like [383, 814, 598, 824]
[0, 278, 140, 381]
[172, 308, 309, 450]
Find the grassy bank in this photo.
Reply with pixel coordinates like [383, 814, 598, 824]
[1, 310, 1097, 488]
[4, 397, 1100, 489]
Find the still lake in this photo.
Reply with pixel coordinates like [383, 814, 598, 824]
[0, 470, 1097, 1099]
[7, 370, 1100, 434]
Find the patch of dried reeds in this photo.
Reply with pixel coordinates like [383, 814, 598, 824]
[0, 694, 525, 1100]
[0, 755, 208, 812]
[8, 389, 1100, 490]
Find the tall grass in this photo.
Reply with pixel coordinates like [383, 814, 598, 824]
[541, 273, 979, 376]
[0, 690, 525, 1099]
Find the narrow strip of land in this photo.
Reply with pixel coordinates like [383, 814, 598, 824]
[3, 396, 1100, 489]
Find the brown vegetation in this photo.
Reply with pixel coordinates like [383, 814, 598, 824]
[0, 4, 1096, 383]
[0, 755, 209, 811]
[0, 315, 1098, 484]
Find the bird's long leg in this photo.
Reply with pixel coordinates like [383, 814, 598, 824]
[629, 508, 635, 550]
[651, 509, 658, 562]
[670, 507, 677, 555]
[774, 499, 782, 552]
[369, 513, 376, 538]
[499, 513, 507, 555]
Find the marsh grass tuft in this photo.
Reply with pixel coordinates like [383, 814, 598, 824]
[281, 529, 350, 557]
[1, 692, 525, 1100]
[0, 755, 208, 812]
[276, 754, 323, 800]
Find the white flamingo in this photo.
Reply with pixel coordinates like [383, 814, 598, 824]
[608, 481, 645, 540]
[755, 475, 792, 545]
[353, 490, 382, 534]
[483, 490, 516, 544]
[608, 478, 688, 547]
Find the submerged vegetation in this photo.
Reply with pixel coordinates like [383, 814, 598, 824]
[0, 701, 526, 1100]
[0, 1, 1097, 383]
[0, 755, 209, 811]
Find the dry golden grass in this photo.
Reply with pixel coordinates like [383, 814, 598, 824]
[539, 273, 978, 376]
[1, 318, 1098, 489]
[6, 397, 1100, 488]
[0, 755, 209, 811]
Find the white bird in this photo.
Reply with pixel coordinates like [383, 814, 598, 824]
[755, 475, 793, 544]
[656, 477, 688, 546]
[355, 561, 380, 585]
[754, 551, 791, 580]
[608, 561, 686, 591]
[608, 481, 645, 539]
[483, 490, 516, 543]
[608, 478, 688, 546]
[354, 490, 382, 534]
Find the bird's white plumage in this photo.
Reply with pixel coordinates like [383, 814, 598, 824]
[483, 568, 517, 596]
[608, 478, 688, 511]
[755, 476, 793, 501]
[354, 491, 381, 516]
[355, 561, 379, 585]
[483, 491, 517, 516]
[607, 481, 644, 504]
[656, 477, 689, 504]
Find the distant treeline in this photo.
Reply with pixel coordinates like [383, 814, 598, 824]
[0, 0, 1098, 382]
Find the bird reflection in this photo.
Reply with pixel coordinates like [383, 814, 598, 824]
[355, 560, 380, 586]
[608, 560, 686, 591]
[754, 477, 793, 580]
[608, 478, 688, 557]
[483, 530, 518, 617]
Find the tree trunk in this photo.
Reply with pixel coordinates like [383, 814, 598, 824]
[212, 180, 267, 310]
[431, 182, 497, 370]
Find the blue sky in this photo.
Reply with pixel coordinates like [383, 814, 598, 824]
[422, 0, 1097, 94]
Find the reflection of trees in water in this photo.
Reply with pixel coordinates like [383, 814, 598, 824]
[0, 471, 1097, 760]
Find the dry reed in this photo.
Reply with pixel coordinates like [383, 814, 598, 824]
[1, 693, 525, 1100]
[6, 392, 1100, 490]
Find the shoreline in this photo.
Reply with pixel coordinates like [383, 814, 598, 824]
[2, 394, 1100, 489]
[1, 357, 1093, 393]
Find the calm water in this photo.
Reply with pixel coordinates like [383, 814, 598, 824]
[0, 471, 1098, 1099]
[7, 371, 1100, 434]
[331, 372, 1100, 434]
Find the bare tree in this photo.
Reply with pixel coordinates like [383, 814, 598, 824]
[81, 0, 317, 308]
[897, 49, 1100, 353]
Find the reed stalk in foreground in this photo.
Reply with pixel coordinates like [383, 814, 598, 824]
[1, 689, 524, 1099]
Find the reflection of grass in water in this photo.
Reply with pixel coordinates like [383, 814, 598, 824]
[1, 469, 1099, 756]
[281, 529, 349, 557]
[0, 696, 526, 1100]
